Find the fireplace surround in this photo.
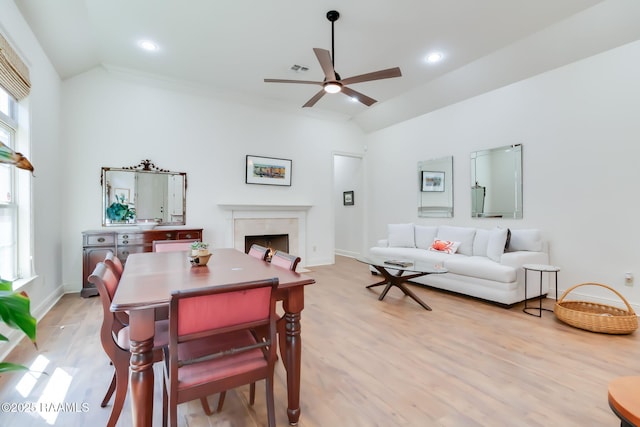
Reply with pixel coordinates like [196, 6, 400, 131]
[219, 204, 311, 267]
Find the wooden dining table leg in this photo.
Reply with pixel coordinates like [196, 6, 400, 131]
[281, 286, 304, 425]
[127, 308, 156, 427]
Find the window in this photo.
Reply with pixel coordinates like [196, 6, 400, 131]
[0, 89, 18, 280]
[0, 86, 30, 284]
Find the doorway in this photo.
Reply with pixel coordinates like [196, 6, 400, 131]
[333, 153, 364, 257]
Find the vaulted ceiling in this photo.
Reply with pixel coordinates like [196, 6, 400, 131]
[14, 0, 640, 132]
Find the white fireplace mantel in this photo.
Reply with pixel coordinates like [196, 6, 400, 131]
[219, 204, 312, 267]
[219, 204, 312, 211]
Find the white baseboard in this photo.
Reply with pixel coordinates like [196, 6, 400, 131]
[334, 249, 359, 258]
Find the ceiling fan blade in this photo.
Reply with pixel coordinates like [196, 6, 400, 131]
[302, 89, 327, 108]
[264, 79, 322, 85]
[340, 67, 402, 86]
[341, 86, 377, 106]
[313, 48, 336, 81]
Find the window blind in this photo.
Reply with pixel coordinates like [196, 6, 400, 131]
[0, 33, 31, 100]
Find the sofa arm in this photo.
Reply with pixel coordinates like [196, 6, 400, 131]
[375, 239, 389, 248]
[500, 250, 549, 269]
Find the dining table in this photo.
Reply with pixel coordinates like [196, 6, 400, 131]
[110, 248, 316, 426]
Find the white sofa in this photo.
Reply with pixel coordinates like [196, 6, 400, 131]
[368, 224, 550, 306]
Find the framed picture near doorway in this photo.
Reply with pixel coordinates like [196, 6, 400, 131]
[343, 191, 354, 206]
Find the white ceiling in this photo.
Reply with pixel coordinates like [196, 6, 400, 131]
[14, 0, 640, 132]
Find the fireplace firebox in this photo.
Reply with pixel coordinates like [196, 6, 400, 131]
[245, 234, 289, 260]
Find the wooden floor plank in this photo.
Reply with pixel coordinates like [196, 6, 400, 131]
[0, 255, 637, 426]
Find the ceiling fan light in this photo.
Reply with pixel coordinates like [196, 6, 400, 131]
[323, 82, 342, 94]
[138, 39, 159, 52]
[426, 52, 443, 63]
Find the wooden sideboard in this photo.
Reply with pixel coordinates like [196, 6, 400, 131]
[81, 228, 203, 297]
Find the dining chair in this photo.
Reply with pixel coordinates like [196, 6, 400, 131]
[162, 278, 279, 427]
[270, 250, 301, 272]
[103, 251, 130, 326]
[103, 250, 124, 281]
[248, 243, 270, 261]
[218, 250, 301, 414]
[152, 239, 199, 252]
[88, 262, 170, 427]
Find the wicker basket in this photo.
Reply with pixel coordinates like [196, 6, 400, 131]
[554, 283, 638, 334]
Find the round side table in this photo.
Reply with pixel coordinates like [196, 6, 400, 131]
[523, 264, 560, 317]
[608, 376, 640, 427]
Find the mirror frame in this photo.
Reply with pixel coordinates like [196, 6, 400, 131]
[101, 159, 187, 227]
[418, 156, 454, 218]
[470, 144, 522, 219]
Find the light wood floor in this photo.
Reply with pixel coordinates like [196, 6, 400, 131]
[0, 256, 637, 426]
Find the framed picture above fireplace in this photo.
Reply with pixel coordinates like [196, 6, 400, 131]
[245, 155, 292, 186]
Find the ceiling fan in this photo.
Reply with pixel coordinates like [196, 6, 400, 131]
[264, 10, 402, 108]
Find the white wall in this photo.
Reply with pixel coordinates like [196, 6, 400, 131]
[365, 39, 640, 308]
[0, 1, 63, 356]
[60, 67, 365, 291]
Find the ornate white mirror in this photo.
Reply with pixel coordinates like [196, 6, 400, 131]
[101, 160, 187, 226]
[470, 144, 522, 219]
[418, 156, 453, 218]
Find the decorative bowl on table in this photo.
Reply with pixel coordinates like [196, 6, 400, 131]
[189, 253, 211, 267]
[136, 219, 159, 230]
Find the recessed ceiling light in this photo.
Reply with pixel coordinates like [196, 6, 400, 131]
[426, 52, 443, 63]
[138, 40, 159, 52]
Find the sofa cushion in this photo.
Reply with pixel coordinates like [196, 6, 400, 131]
[437, 226, 476, 256]
[429, 238, 460, 254]
[388, 223, 415, 248]
[415, 225, 438, 249]
[444, 256, 517, 283]
[486, 227, 509, 262]
[473, 229, 490, 257]
[508, 229, 542, 252]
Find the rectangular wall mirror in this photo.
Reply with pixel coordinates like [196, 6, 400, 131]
[101, 160, 187, 226]
[418, 156, 453, 218]
[470, 144, 522, 219]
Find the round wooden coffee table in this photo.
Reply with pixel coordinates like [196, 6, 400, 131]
[608, 376, 640, 426]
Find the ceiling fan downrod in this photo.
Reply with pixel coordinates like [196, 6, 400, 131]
[327, 10, 339, 71]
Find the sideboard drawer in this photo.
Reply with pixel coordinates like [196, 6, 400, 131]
[84, 233, 115, 246]
[117, 233, 145, 245]
[145, 230, 177, 242]
[177, 230, 201, 240]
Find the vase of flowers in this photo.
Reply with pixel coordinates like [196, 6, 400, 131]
[106, 194, 135, 223]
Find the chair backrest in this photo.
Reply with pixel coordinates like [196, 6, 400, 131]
[167, 278, 279, 383]
[247, 243, 269, 261]
[87, 262, 124, 357]
[104, 251, 124, 280]
[152, 239, 199, 252]
[270, 250, 301, 271]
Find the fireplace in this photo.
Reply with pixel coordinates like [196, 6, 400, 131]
[245, 234, 289, 259]
[219, 204, 312, 268]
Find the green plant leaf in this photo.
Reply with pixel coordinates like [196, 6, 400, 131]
[0, 290, 37, 343]
[0, 362, 29, 373]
